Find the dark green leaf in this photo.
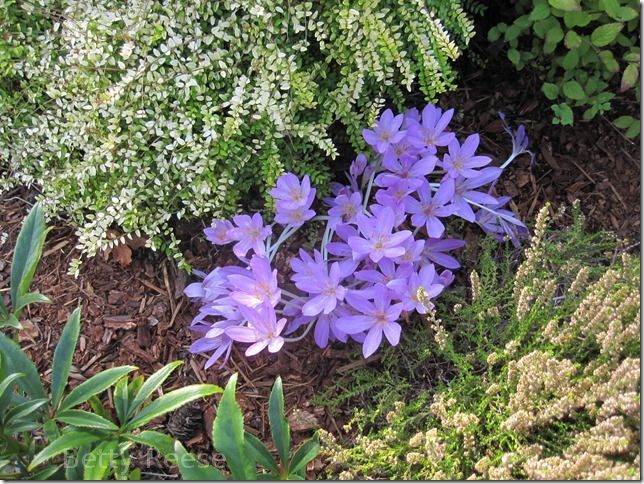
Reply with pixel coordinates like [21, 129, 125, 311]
[125, 431, 177, 464]
[548, 0, 581, 11]
[245, 432, 279, 475]
[0, 372, 23, 401]
[562, 50, 579, 70]
[625, 121, 640, 138]
[51, 307, 81, 409]
[212, 374, 255, 480]
[507, 49, 521, 65]
[591, 22, 623, 47]
[43, 418, 61, 441]
[530, 3, 551, 21]
[617, 6, 638, 21]
[113, 377, 129, 425]
[28, 430, 103, 470]
[126, 361, 183, 419]
[174, 441, 226, 480]
[88, 395, 110, 420]
[487, 26, 501, 42]
[126, 384, 221, 430]
[10, 203, 48, 309]
[58, 366, 137, 413]
[0, 332, 46, 399]
[564, 30, 582, 49]
[563, 11, 591, 28]
[289, 433, 320, 474]
[29, 464, 62, 480]
[268, 376, 290, 469]
[0, 314, 22, 329]
[563, 80, 585, 100]
[602, 0, 621, 19]
[542, 82, 560, 100]
[14, 292, 51, 313]
[614, 115, 636, 129]
[83, 440, 119, 480]
[4, 398, 48, 423]
[56, 409, 119, 431]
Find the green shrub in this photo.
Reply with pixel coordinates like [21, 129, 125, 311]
[0, 0, 475, 272]
[319, 205, 640, 480]
[489, 0, 640, 135]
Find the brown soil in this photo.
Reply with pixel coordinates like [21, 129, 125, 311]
[0, 27, 639, 480]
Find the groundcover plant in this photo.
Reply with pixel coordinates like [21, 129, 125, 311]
[185, 104, 533, 368]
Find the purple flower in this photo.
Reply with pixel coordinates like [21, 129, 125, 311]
[228, 213, 272, 258]
[226, 303, 287, 356]
[228, 255, 281, 308]
[336, 285, 404, 357]
[388, 263, 444, 313]
[408, 104, 456, 152]
[189, 334, 234, 369]
[299, 262, 348, 316]
[376, 154, 437, 189]
[452, 167, 501, 222]
[405, 179, 456, 238]
[350, 154, 368, 177]
[348, 206, 411, 262]
[443, 134, 492, 179]
[355, 257, 412, 288]
[475, 196, 527, 247]
[274, 205, 316, 227]
[328, 191, 362, 227]
[362, 109, 407, 154]
[204, 219, 234, 245]
[270, 173, 316, 210]
[422, 238, 465, 269]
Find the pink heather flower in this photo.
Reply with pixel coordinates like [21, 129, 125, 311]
[408, 104, 456, 152]
[228, 213, 271, 258]
[348, 206, 412, 263]
[405, 179, 456, 238]
[225, 303, 287, 356]
[204, 219, 234, 245]
[443, 134, 492, 179]
[362, 109, 407, 154]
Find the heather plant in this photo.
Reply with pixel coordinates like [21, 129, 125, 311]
[318, 205, 640, 480]
[185, 104, 532, 368]
[489, 0, 640, 135]
[0, 0, 475, 273]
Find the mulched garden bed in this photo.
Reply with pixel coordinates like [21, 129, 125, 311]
[0, 23, 639, 479]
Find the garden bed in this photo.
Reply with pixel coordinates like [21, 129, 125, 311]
[0, 26, 639, 479]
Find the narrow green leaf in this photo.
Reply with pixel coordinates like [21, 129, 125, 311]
[126, 361, 183, 419]
[125, 430, 177, 464]
[0, 332, 46, 399]
[620, 63, 639, 92]
[113, 377, 129, 425]
[112, 453, 131, 481]
[245, 432, 280, 475]
[29, 464, 62, 480]
[56, 409, 119, 431]
[212, 374, 255, 479]
[289, 434, 320, 474]
[10, 203, 48, 308]
[126, 384, 221, 430]
[548, 0, 580, 11]
[58, 366, 137, 413]
[591, 22, 623, 47]
[28, 430, 103, 470]
[268, 376, 290, 469]
[0, 372, 23, 401]
[43, 418, 61, 441]
[127, 375, 144, 404]
[563, 80, 585, 100]
[4, 398, 48, 423]
[51, 307, 81, 409]
[0, 314, 22, 329]
[83, 440, 119, 480]
[174, 441, 226, 480]
[14, 291, 51, 313]
[88, 395, 111, 420]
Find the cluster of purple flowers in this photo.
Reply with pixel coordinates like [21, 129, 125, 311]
[186, 104, 531, 368]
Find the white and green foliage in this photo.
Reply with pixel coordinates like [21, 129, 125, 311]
[0, 0, 475, 272]
[172, 374, 320, 480]
[489, 0, 640, 133]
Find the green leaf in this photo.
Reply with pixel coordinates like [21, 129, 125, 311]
[268, 376, 290, 469]
[64, 444, 92, 480]
[29, 464, 62, 480]
[530, 3, 551, 21]
[504, 24, 523, 42]
[563, 80, 585, 100]
[591, 22, 623, 47]
[4, 398, 48, 423]
[602, 0, 621, 19]
[51, 307, 81, 409]
[88, 395, 110, 420]
[125, 431, 177, 465]
[623, 51, 640, 63]
[126, 384, 221, 430]
[620, 63, 639, 91]
[542, 82, 560, 100]
[245, 432, 280, 475]
[625, 121, 640, 138]
[113, 377, 129, 425]
[554, 103, 574, 125]
[617, 6, 638, 21]
[10, 203, 48, 309]
[0, 332, 46, 399]
[545, 24, 564, 46]
[562, 49, 580, 70]
[112, 454, 131, 480]
[13, 292, 50, 314]
[507, 49, 521, 65]
[598, 50, 620, 73]
[564, 30, 582, 49]
[83, 440, 119, 480]
[583, 105, 599, 120]
[548, 0, 581, 11]
[174, 441, 226, 480]
[212, 374, 255, 480]
[0, 372, 23, 401]
[487, 26, 501, 42]
[126, 360, 183, 419]
[28, 430, 104, 470]
[564, 11, 591, 28]
[56, 409, 119, 431]
[289, 433, 320, 474]
[43, 418, 61, 441]
[58, 366, 137, 413]
[0, 314, 22, 329]
[614, 115, 636, 129]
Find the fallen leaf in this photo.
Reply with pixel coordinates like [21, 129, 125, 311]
[111, 244, 132, 267]
[288, 408, 319, 432]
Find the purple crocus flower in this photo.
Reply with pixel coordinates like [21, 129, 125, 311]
[376, 155, 437, 189]
[452, 167, 501, 222]
[228, 255, 281, 308]
[204, 219, 234, 245]
[362, 109, 407, 154]
[408, 104, 456, 152]
[270, 173, 316, 210]
[328, 191, 362, 227]
[475, 196, 528, 247]
[228, 213, 272, 258]
[443, 134, 492, 179]
[226, 303, 287, 356]
[388, 263, 444, 313]
[422, 238, 465, 269]
[355, 257, 412, 288]
[348, 206, 412, 262]
[189, 334, 234, 369]
[336, 285, 404, 357]
[274, 205, 316, 227]
[299, 262, 348, 316]
[350, 154, 368, 177]
[405, 179, 456, 238]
